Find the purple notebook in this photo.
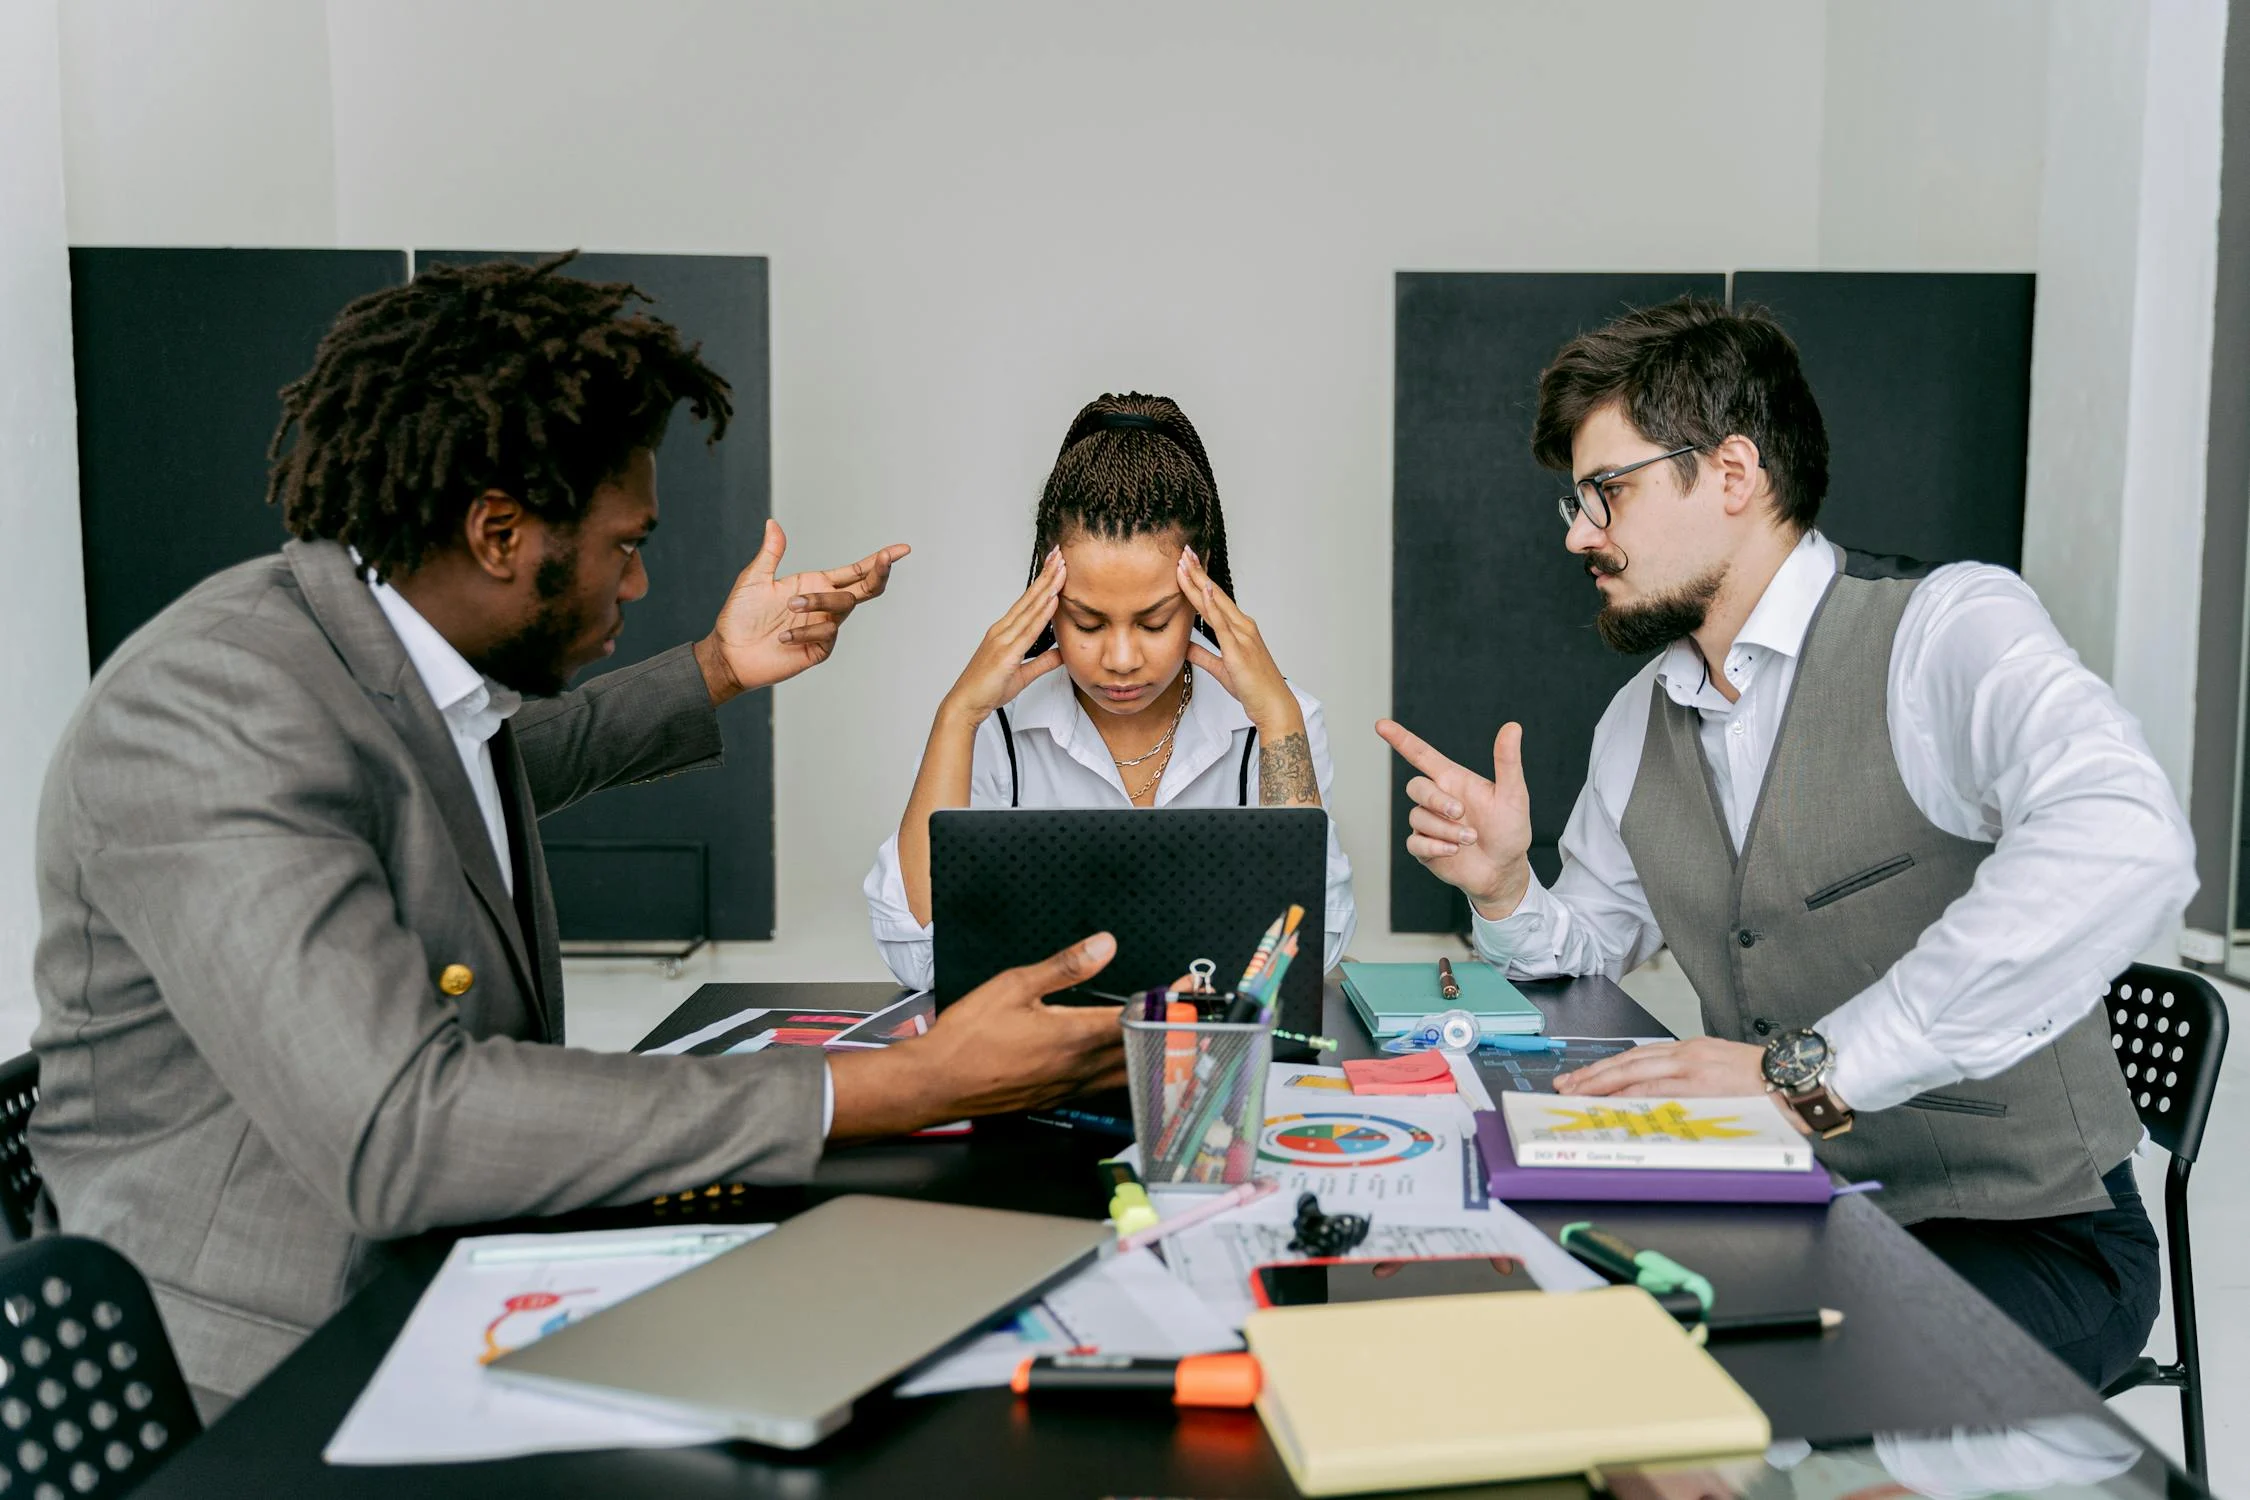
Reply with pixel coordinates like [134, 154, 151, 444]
[1474, 1107, 1836, 1205]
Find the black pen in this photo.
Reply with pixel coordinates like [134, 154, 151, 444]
[1696, 1308, 1844, 1343]
[1438, 956, 1461, 1000]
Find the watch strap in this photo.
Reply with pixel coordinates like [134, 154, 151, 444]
[1783, 1084, 1854, 1139]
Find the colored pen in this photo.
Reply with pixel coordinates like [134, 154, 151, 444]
[1100, 1158, 1160, 1237]
[1695, 1308, 1844, 1343]
[467, 1230, 758, 1266]
[1438, 955, 1461, 1000]
[1238, 911, 1287, 989]
[1116, 1177, 1279, 1251]
[1011, 1352, 1261, 1407]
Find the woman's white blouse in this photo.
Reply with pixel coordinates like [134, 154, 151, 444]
[864, 661, 1357, 990]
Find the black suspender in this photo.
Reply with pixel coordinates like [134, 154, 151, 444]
[995, 708, 1256, 808]
[996, 707, 1020, 808]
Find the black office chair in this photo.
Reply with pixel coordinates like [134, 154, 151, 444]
[0, 1054, 42, 1246]
[2096, 964, 2229, 1481]
[0, 1235, 200, 1497]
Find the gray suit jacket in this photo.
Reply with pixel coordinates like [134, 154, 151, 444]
[31, 539, 825, 1408]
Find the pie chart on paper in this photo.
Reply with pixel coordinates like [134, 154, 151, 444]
[1259, 1112, 1438, 1169]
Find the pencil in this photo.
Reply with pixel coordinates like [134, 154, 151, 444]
[1237, 911, 1287, 990]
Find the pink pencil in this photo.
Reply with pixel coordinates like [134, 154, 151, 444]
[1117, 1177, 1280, 1252]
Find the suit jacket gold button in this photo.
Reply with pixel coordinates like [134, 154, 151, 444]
[438, 964, 474, 996]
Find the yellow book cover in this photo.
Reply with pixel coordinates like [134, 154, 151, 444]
[1245, 1287, 1770, 1497]
[1499, 1093, 1813, 1173]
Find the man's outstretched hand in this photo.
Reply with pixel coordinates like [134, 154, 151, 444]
[696, 519, 911, 703]
[826, 933, 1128, 1143]
[1376, 717, 1537, 920]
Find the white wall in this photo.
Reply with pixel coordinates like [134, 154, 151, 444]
[0, 0, 88, 1056]
[2023, 0, 2225, 799]
[48, 0, 2093, 983]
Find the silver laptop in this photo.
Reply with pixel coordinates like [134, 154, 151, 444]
[487, 1194, 1111, 1449]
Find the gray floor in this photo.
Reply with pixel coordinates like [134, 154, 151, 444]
[561, 947, 2249, 1492]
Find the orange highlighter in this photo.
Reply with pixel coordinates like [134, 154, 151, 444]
[1010, 1352, 1262, 1407]
[1163, 1000, 1198, 1117]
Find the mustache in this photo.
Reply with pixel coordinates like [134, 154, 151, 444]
[1585, 548, 1627, 576]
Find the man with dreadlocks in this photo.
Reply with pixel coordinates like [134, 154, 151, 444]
[867, 392, 1356, 989]
[31, 257, 1128, 1414]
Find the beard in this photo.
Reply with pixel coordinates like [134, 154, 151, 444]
[1589, 549, 1727, 656]
[473, 545, 586, 697]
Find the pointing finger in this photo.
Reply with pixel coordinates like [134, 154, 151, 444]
[1378, 719, 1473, 786]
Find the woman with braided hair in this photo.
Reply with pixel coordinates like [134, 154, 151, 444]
[866, 392, 1356, 990]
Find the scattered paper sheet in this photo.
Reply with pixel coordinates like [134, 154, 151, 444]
[896, 1248, 1239, 1397]
[1467, 1036, 1670, 1102]
[325, 1225, 771, 1466]
[1251, 1065, 1488, 1212]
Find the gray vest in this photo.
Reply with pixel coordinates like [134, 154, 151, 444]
[1616, 548, 2142, 1225]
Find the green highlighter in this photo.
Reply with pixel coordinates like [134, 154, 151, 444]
[1559, 1222, 1715, 1315]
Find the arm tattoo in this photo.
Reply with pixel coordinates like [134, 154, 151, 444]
[1258, 731, 1322, 808]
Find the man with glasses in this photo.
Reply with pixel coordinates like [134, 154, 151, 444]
[1378, 297, 2192, 1389]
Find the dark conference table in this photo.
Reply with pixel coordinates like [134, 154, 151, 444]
[138, 976, 2118, 1498]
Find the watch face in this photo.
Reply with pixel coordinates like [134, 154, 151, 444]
[1763, 1030, 1830, 1091]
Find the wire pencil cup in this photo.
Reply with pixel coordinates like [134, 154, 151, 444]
[1122, 1012, 1274, 1189]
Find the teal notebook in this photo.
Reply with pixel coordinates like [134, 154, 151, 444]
[1339, 961, 1543, 1038]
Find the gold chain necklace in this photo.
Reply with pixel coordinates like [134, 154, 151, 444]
[1111, 673, 1193, 800]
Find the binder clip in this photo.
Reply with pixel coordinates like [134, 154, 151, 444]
[1286, 1193, 1371, 1258]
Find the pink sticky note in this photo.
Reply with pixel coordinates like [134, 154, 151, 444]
[1341, 1051, 1458, 1095]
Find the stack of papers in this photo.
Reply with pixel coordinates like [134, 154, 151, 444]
[327, 1226, 766, 1465]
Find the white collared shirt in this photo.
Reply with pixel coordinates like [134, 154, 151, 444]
[365, 577, 523, 893]
[865, 649, 1358, 990]
[1471, 528, 2197, 1113]
[366, 572, 838, 1136]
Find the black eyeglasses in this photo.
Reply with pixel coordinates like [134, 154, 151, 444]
[1556, 445, 1698, 530]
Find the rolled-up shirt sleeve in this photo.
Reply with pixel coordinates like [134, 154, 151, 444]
[1816, 569, 2197, 1113]
[864, 833, 937, 991]
[1295, 693, 1358, 969]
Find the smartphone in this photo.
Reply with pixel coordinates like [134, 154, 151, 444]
[1250, 1254, 1544, 1309]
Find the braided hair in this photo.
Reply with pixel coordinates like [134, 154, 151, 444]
[1028, 392, 1233, 651]
[267, 252, 732, 581]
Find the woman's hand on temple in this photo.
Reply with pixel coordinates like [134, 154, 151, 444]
[1178, 547, 1302, 737]
[941, 550, 1067, 725]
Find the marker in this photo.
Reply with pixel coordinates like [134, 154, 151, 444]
[1011, 1352, 1261, 1407]
[1100, 1158, 1159, 1237]
[1695, 1308, 1844, 1344]
[1559, 1222, 1715, 1314]
[1116, 1177, 1279, 1252]
[467, 1230, 758, 1267]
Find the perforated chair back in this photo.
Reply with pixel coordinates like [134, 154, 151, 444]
[0, 1055, 41, 1245]
[0, 1236, 199, 1497]
[2102, 965, 2230, 1163]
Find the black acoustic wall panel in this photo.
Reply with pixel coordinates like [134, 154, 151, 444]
[70, 249, 409, 666]
[1390, 271, 2036, 935]
[1392, 273, 1724, 933]
[420, 252, 774, 943]
[1732, 272, 2034, 568]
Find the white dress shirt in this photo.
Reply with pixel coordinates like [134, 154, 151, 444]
[367, 576, 838, 1135]
[365, 578, 523, 892]
[1472, 529, 2197, 1113]
[866, 649, 1358, 990]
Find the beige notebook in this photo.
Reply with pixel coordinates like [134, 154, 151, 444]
[1244, 1286, 1770, 1497]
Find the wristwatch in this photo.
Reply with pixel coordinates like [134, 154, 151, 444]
[1759, 1028, 1855, 1139]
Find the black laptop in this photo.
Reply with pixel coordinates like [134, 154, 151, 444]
[929, 807, 1328, 1040]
